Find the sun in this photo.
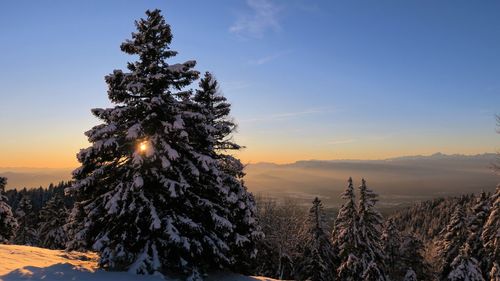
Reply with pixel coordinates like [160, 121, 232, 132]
[139, 141, 147, 152]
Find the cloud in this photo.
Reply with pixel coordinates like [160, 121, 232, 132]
[328, 139, 357, 145]
[248, 50, 292, 65]
[241, 108, 333, 123]
[230, 0, 282, 39]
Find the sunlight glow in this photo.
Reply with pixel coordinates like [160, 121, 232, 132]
[139, 141, 147, 153]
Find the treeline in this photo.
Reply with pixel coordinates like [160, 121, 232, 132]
[253, 178, 432, 281]
[0, 180, 72, 249]
[391, 191, 499, 280]
[0, 176, 499, 280]
[4, 181, 73, 212]
[251, 180, 499, 281]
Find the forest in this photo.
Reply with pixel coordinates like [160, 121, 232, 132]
[0, 7, 499, 281]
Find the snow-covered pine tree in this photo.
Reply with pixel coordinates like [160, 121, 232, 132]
[482, 185, 500, 275]
[490, 263, 500, 281]
[447, 243, 485, 281]
[0, 177, 17, 243]
[439, 204, 468, 280]
[399, 234, 431, 281]
[334, 177, 363, 280]
[381, 218, 401, 279]
[363, 261, 386, 281]
[190, 72, 262, 272]
[13, 195, 39, 246]
[295, 197, 336, 281]
[403, 268, 418, 281]
[38, 194, 67, 249]
[357, 178, 387, 281]
[64, 201, 86, 251]
[467, 191, 491, 275]
[65, 10, 259, 279]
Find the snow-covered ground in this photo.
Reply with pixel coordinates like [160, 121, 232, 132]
[0, 245, 280, 281]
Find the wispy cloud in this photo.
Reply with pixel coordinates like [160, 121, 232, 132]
[328, 139, 358, 145]
[230, 0, 283, 39]
[241, 108, 333, 123]
[248, 50, 292, 65]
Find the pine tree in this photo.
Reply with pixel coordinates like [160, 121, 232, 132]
[295, 197, 336, 281]
[190, 72, 262, 272]
[337, 254, 363, 281]
[334, 177, 363, 280]
[439, 204, 468, 279]
[489, 263, 500, 281]
[363, 261, 386, 281]
[64, 201, 87, 251]
[13, 195, 38, 246]
[399, 234, 431, 281]
[482, 185, 500, 274]
[65, 10, 259, 279]
[467, 192, 491, 275]
[0, 177, 17, 243]
[447, 244, 485, 281]
[357, 179, 387, 281]
[381, 218, 401, 279]
[38, 194, 67, 249]
[403, 269, 418, 281]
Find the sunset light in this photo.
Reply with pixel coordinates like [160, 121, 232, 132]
[138, 141, 147, 153]
[0, 2, 499, 280]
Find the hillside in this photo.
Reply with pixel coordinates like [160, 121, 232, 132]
[0, 245, 280, 281]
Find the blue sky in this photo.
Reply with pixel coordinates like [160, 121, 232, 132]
[0, 0, 499, 167]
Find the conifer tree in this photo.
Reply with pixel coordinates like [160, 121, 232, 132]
[65, 10, 259, 279]
[64, 201, 86, 251]
[363, 261, 386, 281]
[467, 192, 491, 275]
[403, 269, 418, 281]
[38, 194, 67, 249]
[0, 177, 17, 243]
[482, 185, 500, 274]
[190, 72, 262, 272]
[489, 263, 500, 281]
[399, 234, 431, 281]
[439, 204, 468, 279]
[447, 244, 485, 281]
[357, 179, 387, 280]
[295, 197, 336, 281]
[382, 218, 401, 278]
[334, 177, 363, 280]
[13, 195, 38, 246]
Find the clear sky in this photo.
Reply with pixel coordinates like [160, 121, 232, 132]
[0, 0, 499, 168]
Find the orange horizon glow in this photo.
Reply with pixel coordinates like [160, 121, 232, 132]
[0, 145, 496, 169]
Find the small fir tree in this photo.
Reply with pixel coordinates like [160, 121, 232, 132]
[467, 192, 491, 275]
[439, 204, 468, 279]
[447, 244, 485, 281]
[489, 263, 500, 281]
[357, 179, 387, 280]
[0, 177, 17, 243]
[38, 194, 68, 249]
[482, 185, 500, 273]
[13, 195, 39, 246]
[334, 177, 363, 280]
[403, 268, 418, 281]
[295, 197, 336, 281]
[381, 218, 401, 279]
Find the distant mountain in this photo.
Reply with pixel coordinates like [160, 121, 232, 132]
[245, 153, 499, 209]
[1, 153, 498, 209]
[0, 168, 72, 189]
